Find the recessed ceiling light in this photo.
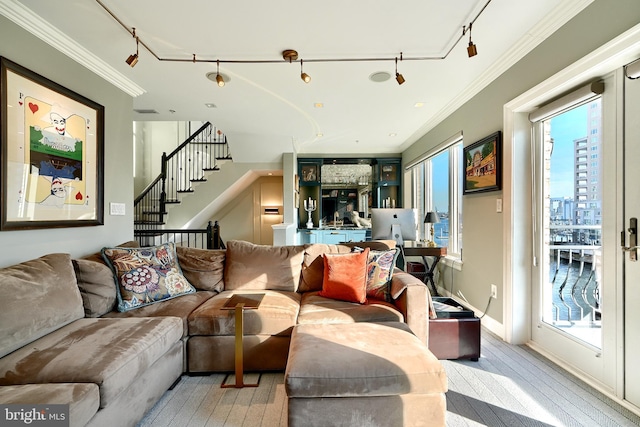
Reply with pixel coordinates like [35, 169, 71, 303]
[314, 103, 324, 108]
[414, 102, 425, 108]
[369, 71, 391, 83]
[205, 103, 217, 108]
[316, 133, 323, 137]
[389, 133, 397, 137]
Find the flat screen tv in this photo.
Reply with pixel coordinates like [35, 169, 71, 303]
[371, 208, 418, 245]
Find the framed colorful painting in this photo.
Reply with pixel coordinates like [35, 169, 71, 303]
[0, 57, 104, 230]
[463, 131, 502, 195]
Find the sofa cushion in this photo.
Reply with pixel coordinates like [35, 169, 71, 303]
[285, 322, 447, 398]
[319, 248, 369, 303]
[73, 258, 117, 317]
[188, 290, 301, 336]
[0, 383, 99, 427]
[297, 291, 403, 325]
[0, 317, 183, 409]
[176, 246, 225, 292]
[224, 240, 305, 292]
[299, 241, 397, 293]
[0, 253, 84, 359]
[102, 291, 217, 336]
[102, 242, 196, 312]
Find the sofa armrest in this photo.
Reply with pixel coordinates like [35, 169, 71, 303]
[390, 270, 435, 345]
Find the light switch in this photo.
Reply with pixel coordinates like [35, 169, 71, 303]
[496, 198, 503, 213]
[110, 202, 126, 216]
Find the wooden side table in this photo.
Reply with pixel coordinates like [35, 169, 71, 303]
[220, 293, 264, 388]
[402, 245, 447, 296]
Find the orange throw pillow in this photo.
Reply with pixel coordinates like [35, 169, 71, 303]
[319, 248, 369, 303]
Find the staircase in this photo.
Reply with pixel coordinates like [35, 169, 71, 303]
[134, 122, 231, 247]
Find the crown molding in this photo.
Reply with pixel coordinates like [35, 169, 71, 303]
[0, 0, 145, 97]
[400, 0, 594, 151]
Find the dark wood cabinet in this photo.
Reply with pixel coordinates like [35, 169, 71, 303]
[297, 157, 402, 229]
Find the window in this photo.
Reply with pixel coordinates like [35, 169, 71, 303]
[408, 137, 463, 258]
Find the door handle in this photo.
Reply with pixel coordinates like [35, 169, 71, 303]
[623, 217, 638, 261]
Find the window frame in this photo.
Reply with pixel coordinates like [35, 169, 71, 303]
[407, 135, 463, 261]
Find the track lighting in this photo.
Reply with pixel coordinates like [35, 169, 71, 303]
[395, 56, 405, 85]
[101, 0, 494, 77]
[300, 60, 311, 83]
[125, 28, 139, 67]
[466, 23, 477, 58]
[216, 60, 225, 87]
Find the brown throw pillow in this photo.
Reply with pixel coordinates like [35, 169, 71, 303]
[72, 259, 117, 317]
[176, 246, 225, 292]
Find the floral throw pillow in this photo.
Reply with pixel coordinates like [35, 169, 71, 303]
[102, 243, 196, 312]
[353, 247, 400, 302]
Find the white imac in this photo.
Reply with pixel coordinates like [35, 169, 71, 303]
[370, 208, 418, 246]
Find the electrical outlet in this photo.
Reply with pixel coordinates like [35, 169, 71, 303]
[490, 284, 498, 299]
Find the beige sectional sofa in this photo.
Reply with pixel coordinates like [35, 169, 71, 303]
[0, 239, 445, 426]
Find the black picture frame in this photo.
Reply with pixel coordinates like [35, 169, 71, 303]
[463, 131, 502, 195]
[1, 57, 104, 230]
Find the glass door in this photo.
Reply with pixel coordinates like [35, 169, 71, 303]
[531, 88, 616, 386]
[540, 100, 602, 346]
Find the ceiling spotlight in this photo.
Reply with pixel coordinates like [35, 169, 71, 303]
[125, 28, 139, 67]
[395, 56, 405, 85]
[466, 23, 478, 58]
[300, 60, 311, 83]
[216, 60, 225, 87]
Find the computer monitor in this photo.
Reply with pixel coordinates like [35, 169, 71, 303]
[370, 208, 418, 246]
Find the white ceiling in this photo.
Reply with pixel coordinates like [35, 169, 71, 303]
[3, 0, 591, 163]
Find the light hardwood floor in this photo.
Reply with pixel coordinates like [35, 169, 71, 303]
[139, 329, 640, 426]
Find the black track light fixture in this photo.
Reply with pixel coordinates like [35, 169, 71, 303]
[467, 23, 478, 58]
[125, 27, 139, 67]
[300, 59, 311, 83]
[216, 60, 225, 87]
[395, 55, 405, 85]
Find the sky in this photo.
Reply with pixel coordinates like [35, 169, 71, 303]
[549, 104, 588, 198]
[432, 151, 449, 212]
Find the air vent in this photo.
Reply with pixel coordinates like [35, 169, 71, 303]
[134, 109, 159, 114]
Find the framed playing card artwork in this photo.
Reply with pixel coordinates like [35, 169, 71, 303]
[0, 57, 104, 230]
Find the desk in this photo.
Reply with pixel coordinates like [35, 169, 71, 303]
[402, 246, 447, 296]
[221, 294, 264, 388]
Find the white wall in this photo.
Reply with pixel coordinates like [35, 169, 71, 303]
[133, 121, 204, 195]
[402, 0, 640, 326]
[0, 16, 134, 267]
[212, 176, 284, 245]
